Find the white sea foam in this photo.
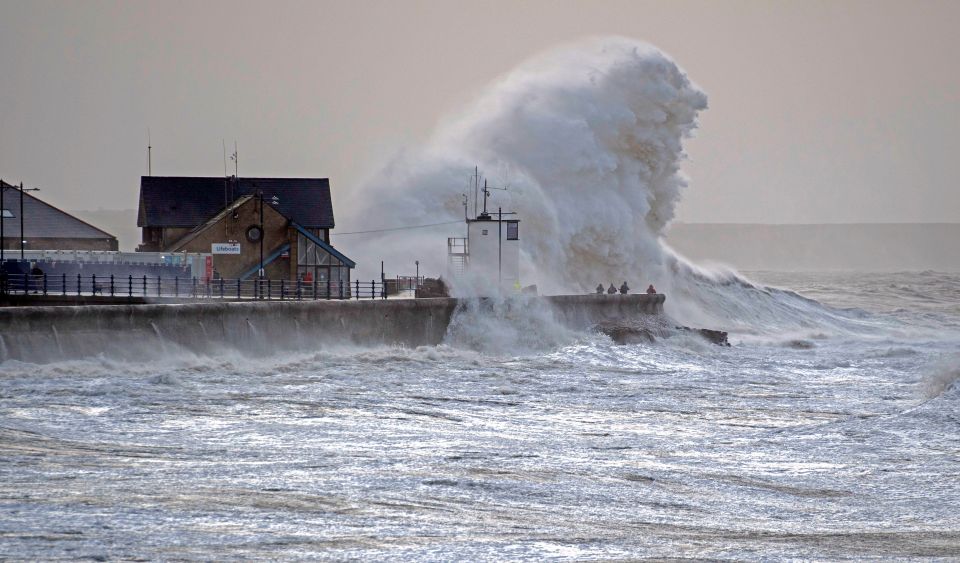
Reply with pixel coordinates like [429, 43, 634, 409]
[339, 37, 891, 336]
[920, 354, 960, 400]
[342, 37, 706, 294]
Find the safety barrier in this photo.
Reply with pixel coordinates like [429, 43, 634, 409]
[0, 273, 390, 301]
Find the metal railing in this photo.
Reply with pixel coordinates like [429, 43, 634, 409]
[0, 273, 390, 301]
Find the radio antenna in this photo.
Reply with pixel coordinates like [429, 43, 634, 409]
[147, 128, 152, 176]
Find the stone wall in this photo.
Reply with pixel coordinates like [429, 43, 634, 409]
[0, 293, 665, 363]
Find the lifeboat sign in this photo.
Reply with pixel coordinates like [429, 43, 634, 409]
[212, 243, 241, 255]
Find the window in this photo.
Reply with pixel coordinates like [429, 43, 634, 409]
[506, 221, 519, 240]
[1, 209, 13, 218]
[245, 225, 263, 242]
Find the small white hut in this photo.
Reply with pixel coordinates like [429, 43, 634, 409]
[447, 177, 520, 293]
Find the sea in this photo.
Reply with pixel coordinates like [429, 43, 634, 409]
[1, 270, 958, 560]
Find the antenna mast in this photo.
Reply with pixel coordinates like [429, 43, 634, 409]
[147, 129, 152, 176]
[473, 166, 479, 219]
[482, 178, 490, 216]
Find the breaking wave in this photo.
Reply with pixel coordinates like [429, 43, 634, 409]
[343, 37, 705, 292]
[341, 37, 906, 336]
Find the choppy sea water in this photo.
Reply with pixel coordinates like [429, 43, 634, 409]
[1, 271, 959, 560]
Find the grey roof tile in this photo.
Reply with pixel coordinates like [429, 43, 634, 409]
[138, 176, 335, 229]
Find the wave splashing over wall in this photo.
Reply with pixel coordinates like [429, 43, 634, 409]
[344, 37, 707, 295]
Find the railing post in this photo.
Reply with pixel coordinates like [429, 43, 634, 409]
[355, 279, 360, 300]
[326, 276, 331, 300]
[92, 274, 96, 296]
[296, 278, 301, 300]
[23, 272, 28, 295]
[339, 280, 344, 300]
[143, 275, 147, 296]
[280, 278, 285, 301]
[42, 273, 47, 295]
[174, 276, 179, 298]
[157, 275, 161, 297]
[128, 275, 133, 297]
[77, 273, 81, 296]
[312, 277, 317, 300]
[237, 279, 241, 300]
[220, 278, 225, 299]
[110, 274, 114, 297]
[62, 273, 66, 296]
[267, 278, 272, 300]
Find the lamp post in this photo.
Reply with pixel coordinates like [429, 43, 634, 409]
[258, 190, 264, 279]
[0, 181, 40, 261]
[1, 180, 5, 262]
[415, 260, 419, 288]
[19, 182, 40, 259]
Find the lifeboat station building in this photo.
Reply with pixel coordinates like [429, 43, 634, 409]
[137, 176, 355, 285]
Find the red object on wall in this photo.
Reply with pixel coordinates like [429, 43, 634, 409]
[205, 256, 213, 282]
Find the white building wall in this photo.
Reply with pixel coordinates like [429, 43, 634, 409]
[467, 218, 520, 293]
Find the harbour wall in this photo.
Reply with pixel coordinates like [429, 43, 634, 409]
[0, 294, 665, 363]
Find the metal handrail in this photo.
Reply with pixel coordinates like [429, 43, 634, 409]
[0, 273, 390, 301]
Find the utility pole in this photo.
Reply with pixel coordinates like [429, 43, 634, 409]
[1, 180, 5, 262]
[19, 183, 24, 259]
[17, 183, 39, 260]
[498, 206, 502, 290]
[258, 190, 264, 279]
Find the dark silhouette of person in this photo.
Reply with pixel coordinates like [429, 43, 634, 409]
[646, 284, 657, 294]
[619, 281, 629, 295]
[30, 266, 44, 293]
[607, 284, 617, 295]
[596, 283, 604, 295]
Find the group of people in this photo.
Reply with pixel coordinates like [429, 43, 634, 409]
[596, 282, 656, 295]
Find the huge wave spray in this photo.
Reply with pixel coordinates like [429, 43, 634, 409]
[342, 37, 882, 337]
[342, 37, 706, 295]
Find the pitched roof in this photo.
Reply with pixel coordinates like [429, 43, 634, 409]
[0, 181, 117, 240]
[138, 176, 335, 229]
[292, 222, 356, 268]
[166, 194, 288, 252]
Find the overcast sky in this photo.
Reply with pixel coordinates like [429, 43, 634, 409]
[1, 0, 958, 226]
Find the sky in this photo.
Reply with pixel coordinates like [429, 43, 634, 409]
[1, 0, 959, 228]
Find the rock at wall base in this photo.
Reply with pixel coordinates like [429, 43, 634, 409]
[676, 326, 731, 346]
[598, 325, 656, 345]
[595, 318, 730, 347]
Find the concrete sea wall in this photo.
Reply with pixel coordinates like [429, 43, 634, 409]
[0, 294, 664, 363]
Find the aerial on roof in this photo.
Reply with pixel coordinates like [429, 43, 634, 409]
[138, 176, 335, 229]
[0, 180, 117, 240]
